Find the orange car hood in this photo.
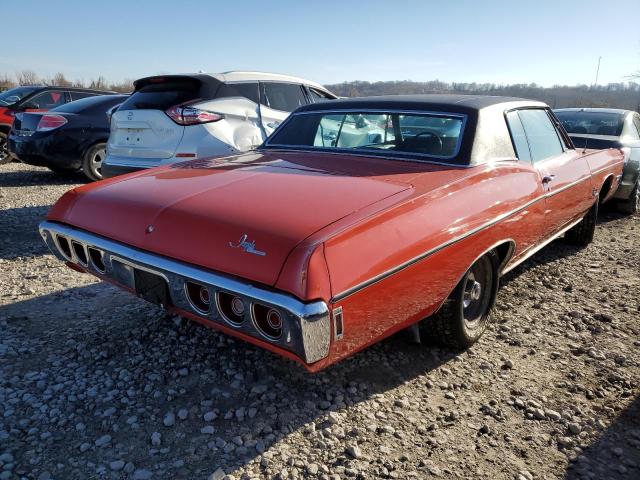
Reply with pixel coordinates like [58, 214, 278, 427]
[55, 151, 417, 286]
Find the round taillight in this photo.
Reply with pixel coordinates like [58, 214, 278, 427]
[185, 281, 210, 314]
[252, 303, 283, 340]
[231, 296, 245, 316]
[216, 292, 245, 326]
[267, 309, 282, 329]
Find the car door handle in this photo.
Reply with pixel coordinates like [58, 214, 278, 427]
[542, 174, 556, 184]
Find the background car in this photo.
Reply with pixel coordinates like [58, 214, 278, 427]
[8, 94, 127, 181]
[0, 85, 117, 164]
[554, 108, 640, 213]
[102, 71, 336, 177]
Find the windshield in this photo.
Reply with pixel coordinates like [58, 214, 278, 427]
[0, 86, 39, 106]
[555, 111, 625, 137]
[266, 111, 465, 161]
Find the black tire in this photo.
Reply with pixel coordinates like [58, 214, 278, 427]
[565, 200, 598, 246]
[429, 250, 499, 349]
[47, 165, 79, 177]
[82, 142, 106, 182]
[0, 131, 10, 165]
[617, 181, 639, 215]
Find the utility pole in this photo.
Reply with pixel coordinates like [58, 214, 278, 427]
[594, 56, 602, 87]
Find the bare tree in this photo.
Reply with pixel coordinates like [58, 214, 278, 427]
[109, 78, 134, 93]
[15, 70, 39, 85]
[88, 76, 108, 90]
[49, 72, 72, 87]
[0, 74, 15, 91]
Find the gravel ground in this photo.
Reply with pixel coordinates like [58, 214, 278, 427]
[1, 162, 639, 480]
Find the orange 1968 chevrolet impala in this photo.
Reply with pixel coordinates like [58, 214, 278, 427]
[40, 95, 624, 371]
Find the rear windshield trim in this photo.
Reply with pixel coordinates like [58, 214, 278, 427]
[263, 108, 468, 163]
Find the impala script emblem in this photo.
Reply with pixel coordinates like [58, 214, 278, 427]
[229, 234, 266, 256]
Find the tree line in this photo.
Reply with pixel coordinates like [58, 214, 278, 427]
[2, 70, 640, 111]
[326, 80, 640, 111]
[0, 70, 134, 93]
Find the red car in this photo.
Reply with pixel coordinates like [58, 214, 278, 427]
[39, 96, 624, 371]
[0, 85, 115, 164]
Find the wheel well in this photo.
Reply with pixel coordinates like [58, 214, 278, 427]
[599, 175, 614, 203]
[494, 240, 516, 271]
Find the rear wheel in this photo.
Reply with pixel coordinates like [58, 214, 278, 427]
[429, 250, 499, 349]
[565, 200, 598, 246]
[0, 131, 10, 165]
[617, 181, 639, 215]
[82, 142, 106, 181]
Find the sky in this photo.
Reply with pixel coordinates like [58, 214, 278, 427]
[1, 0, 639, 87]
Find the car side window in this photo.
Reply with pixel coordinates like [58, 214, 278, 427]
[70, 91, 97, 101]
[26, 90, 66, 109]
[216, 82, 260, 104]
[307, 87, 334, 103]
[517, 109, 564, 163]
[505, 111, 532, 162]
[632, 115, 640, 138]
[261, 83, 307, 112]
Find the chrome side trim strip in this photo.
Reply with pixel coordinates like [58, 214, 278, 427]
[39, 221, 330, 364]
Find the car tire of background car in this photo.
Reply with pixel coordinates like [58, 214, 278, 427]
[565, 199, 598, 246]
[616, 181, 639, 215]
[0, 131, 10, 165]
[428, 250, 499, 349]
[82, 143, 106, 182]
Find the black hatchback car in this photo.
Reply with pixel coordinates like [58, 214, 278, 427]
[8, 95, 127, 181]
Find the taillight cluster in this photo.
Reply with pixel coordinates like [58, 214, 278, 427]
[165, 104, 223, 126]
[37, 114, 67, 132]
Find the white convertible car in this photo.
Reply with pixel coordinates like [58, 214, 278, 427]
[103, 71, 337, 177]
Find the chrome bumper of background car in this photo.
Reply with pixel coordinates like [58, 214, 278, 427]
[39, 220, 331, 364]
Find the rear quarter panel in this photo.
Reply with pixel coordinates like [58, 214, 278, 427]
[318, 160, 546, 366]
[582, 148, 625, 202]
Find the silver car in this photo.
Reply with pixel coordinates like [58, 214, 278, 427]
[103, 71, 336, 178]
[555, 108, 640, 213]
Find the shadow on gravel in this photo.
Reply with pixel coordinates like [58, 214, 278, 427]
[0, 167, 85, 187]
[0, 206, 52, 259]
[1, 283, 454, 478]
[565, 394, 640, 479]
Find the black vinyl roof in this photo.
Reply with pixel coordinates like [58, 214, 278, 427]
[297, 94, 544, 114]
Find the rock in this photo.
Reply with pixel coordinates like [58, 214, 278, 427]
[133, 469, 153, 480]
[201, 426, 215, 435]
[163, 412, 175, 427]
[204, 411, 217, 422]
[210, 468, 226, 480]
[568, 422, 582, 435]
[95, 434, 111, 447]
[178, 409, 189, 420]
[110, 460, 125, 471]
[346, 444, 362, 459]
[307, 463, 319, 475]
[545, 409, 561, 421]
[151, 432, 161, 446]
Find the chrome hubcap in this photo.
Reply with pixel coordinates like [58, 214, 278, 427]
[91, 148, 105, 178]
[463, 275, 482, 308]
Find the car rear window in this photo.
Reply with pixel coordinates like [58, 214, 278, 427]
[52, 95, 125, 114]
[266, 111, 465, 160]
[119, 78, 204, 111]
[569, 135, 622, 150]
[555, 111, 625, 136]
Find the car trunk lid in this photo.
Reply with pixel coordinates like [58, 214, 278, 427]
[61, 152, 415, 287]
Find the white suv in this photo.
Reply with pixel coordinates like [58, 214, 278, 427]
[103, 71, 336, 177]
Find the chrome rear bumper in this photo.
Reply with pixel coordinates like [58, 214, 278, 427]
[39, 220, 331, 364]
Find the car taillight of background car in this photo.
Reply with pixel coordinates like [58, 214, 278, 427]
[37, 114, 68, 132]
[165, 103, 223, 126]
